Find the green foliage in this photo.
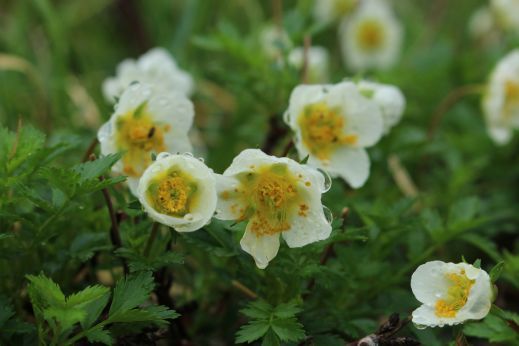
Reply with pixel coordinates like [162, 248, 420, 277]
[25, 272, 178, 345]
[236, 300, 305, 344]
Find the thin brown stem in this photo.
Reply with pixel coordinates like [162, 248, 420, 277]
[272, 0, 282, 30]
[82, 137, 98, 162]
[427, 84, 484, 139]
[89, 153, 127, 274]
[231, 280, 258, 299]
[280, 139, 294, 157]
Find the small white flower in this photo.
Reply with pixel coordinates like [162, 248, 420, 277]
[137, 153, 216, 232]
[284, 82, 384, 188]
[491, 0, 519, 32]
[98, 83, 194, 195]
[313, 0, 358, 24]
[339, 0, 403, 72]
[355, 80, 406, 134]
[260, 25, 292, 61]
[214, 149, 332, 269]
[103, 47, 194, 103]
[482, 49, 519, 145]
[411, 261, 492, 328]
[288, 46, 330, 84]
[468, 6, 498, 41]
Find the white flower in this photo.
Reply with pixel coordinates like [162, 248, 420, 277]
[103, 47, 194, 103]
[98, 82, 194, 195]
[411, 261, 492, 328]
[355, 80, 406, 134]
[339, 0, 403, 72]
[288, 46, 330, 84]
[313, 0, 358, 24]
[260, 25, 292, 61]
[491, 0, 519, 31]
[482, 49, 519, 145]
[468, 6, 498, 40]
[137, 153, 216, 232]
[214, 149, 332, 269]
[284, 82, 384, 188]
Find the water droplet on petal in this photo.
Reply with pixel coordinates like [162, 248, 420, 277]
[157, 152, 171, 160]
[184, 213, 194, 221]
[317, 168, 332, 192]
[323, 206, 333, 225]
[183, 152, 194, 158]
[198, 157, 205, 163]
[413, 323, 427, 330]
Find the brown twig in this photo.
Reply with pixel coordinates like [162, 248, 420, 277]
[115, 0, 151, 53]
[272, 0, 283, 30]
[301, 35, 311, 84]
[280, 139, 294, 157]
[89, 153, 128, 274]
[261, 115, 288, 155]
[427, 84, 484, 140]
[82, 137, 98, 162]
[347, 314, 418, 346]
[232, 280, 258, 299]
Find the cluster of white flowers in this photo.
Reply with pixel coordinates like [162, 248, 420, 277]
[98, 47, 335, 269]
[483, 49, 519, 145]
[411, 261, 493, 328]
[284, 80, 405, 188]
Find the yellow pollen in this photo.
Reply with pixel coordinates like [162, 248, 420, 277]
[147, 169, 198, 217]
[434, 269, 475, 318]
[298, 102, 357, 160]
[504, 80, 519, 119]
[237, 164, 302, 237]
[298, 204, 309, 217]
[115, 103, 167, 177]
[356, 20, 385, 51]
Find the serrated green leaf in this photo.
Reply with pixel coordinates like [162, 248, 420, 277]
[463, 314, 519, 343]
[66, 285, 110, 307]
[272, 301, 302, 318]
[473, 259, 481, 269]
[43, 307, 86, 332]
[108, 272, 155, 316]
[236, 320, 270, 344]
[240, 300, 273, 319]
[270, 318, 305, 342]
[72, 153, 122, 182]
[108, 305, 179, 325]
[26, 274, 66, 308]
[261, 330, 280, 346]
[81, 292, 110, 330]
[85, 328, 113, 345]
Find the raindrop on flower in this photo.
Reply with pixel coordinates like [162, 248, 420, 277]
[323, 206, 333, 225]
[318, 168, 332, 192]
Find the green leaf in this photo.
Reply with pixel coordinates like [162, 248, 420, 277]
[272, 300, 302, 318]
[261, 330, 280, 346]
[43, 307, 86, 332]
[26, 274, 66, 308]
[66, 285, 110, 308]
[473, 259, 481, 269]
[490, 262, 505, 283]
[270, 318, 305, 342]
[235, 320, 270, 344]
[72, 153, 122, 182]
[463, 314, 519, 343]
[108, 305, 179, 325]
[448, 196, 480, 228]
[85, 329, 113, 345]
[81, 292, 111, 330]
[240, 300, 273, 319]
[108, 272, 155, 316]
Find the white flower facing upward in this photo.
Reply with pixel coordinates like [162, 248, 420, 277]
[288, 46, 330, 84]
[103, 47, 194, 103]
[482, 49, 519, 145]
[214, 149, 332, 269]
[491, 0, 519, 32]
[411, 261, 492, 328]
[355, 80, 406, 134]
[98, 83, 194, 195]
[339, 0, 403, 72]
[137, 153, 217, 232]
[313, 0, 358, 24]
[284, 82, 384, 188]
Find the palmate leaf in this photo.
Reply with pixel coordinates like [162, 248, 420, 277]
[240, 300, 273, 319]
[270, 318, 305, 342]
[236, 320, 270, 343]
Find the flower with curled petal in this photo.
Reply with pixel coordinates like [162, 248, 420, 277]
[97, 83, 194, 195]
[284, 81, 384, 188]
[411, 261, 492, 328]
[339, 0, 402, 72]
[214, 149, 332, 269]
[355, 80, 406, 134]
[137, 152, 216, 233]
[482, 49, 519, 145]
[103, 47, 194, 103]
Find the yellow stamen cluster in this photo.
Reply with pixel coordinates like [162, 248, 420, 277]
[235, 165, 304, 237]
[147, 169, 198, 217]
[299, 102, 358, 160]
[434, 269, 475, 318]
[504, 80, 519, 119]
[115, 103, 168, 177]
[356, 20, 385, 51]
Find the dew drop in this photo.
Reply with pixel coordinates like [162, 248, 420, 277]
[323, 206, 333, 225]
[198, 157, 205, 163]
[317, 168, 332, 192]
[413, 323, 427, 330]
[129, 82, 141, 91]
[183, 152, 194, 158]
[184, 213, 194, 221]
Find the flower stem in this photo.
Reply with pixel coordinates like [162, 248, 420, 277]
[144, 222, 160, 257]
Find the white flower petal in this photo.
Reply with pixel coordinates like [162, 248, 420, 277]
[411, 261, 450, 305]
[214, 174, 243, 220]
[412, 305, 467, 327]
[137, 153, 217, 232]
[319, 147, 370, 188]
[240, 228, 280, 269]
